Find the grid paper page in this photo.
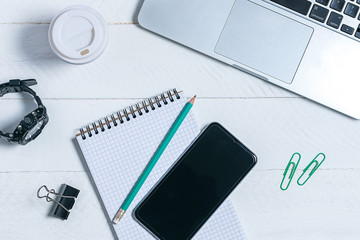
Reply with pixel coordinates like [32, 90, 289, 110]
[76, 92, 247, 240]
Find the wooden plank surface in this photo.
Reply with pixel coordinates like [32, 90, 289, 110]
[0, 98, 359, 171]
[0, 0, 140, 23]
[0, 0, 359, 239]
[0, 24, 295, 99]
[1, 169, 359, 240]
[0, 172, 114, 239]
[233, 169, 360, 240]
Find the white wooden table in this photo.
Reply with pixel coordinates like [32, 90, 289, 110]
[1, 1, 359, 239]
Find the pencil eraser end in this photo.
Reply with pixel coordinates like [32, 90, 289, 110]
[113, 208, 126, 224]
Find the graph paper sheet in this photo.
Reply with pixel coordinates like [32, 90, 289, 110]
[76, 92, 247, 240]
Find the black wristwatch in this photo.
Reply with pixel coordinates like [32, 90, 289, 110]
[0, 79, 49, 145]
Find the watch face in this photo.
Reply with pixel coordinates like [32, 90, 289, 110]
[24, 120, 44, 141]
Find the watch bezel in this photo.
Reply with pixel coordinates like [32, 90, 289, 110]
[0, 79, 49, 145]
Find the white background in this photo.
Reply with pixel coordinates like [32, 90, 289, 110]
[0, 0, 359, 239]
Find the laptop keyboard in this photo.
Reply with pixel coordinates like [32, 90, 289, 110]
[269, 0, 360, 40]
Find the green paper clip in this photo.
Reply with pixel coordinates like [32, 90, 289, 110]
[297, 153, 326, 186]
[280, 152, 301, 191]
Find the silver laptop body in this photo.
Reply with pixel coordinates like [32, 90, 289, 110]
[138, 0, 360, 119]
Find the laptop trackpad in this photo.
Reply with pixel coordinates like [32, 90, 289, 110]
[215, 0, 313, 84]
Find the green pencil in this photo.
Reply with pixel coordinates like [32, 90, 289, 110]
[113, 95, 197, 224]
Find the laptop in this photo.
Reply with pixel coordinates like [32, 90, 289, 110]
[138, 0, 360, 119]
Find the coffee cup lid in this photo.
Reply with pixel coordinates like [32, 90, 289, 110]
[49, 6, 108, 64]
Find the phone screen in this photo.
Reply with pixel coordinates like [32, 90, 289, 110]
[134, 122, 257, 240]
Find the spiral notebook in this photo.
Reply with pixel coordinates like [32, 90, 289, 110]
[76, 89, 247, 240]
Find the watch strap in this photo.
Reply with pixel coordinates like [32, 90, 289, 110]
[0, 130, 12, 143]
[0, 79, 37, 97]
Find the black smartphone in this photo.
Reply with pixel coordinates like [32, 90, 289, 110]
[134, 122, 257, 240]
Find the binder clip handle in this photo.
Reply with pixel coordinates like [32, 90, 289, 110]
[37, 185, 76, 211]
[37, 184, 80, 220]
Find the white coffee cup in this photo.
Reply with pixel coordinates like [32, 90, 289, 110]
[49, 5, 109, 64]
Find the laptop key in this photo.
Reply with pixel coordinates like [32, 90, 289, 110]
[316, 0, 330, 6]
[310, 4, 329, 22]
[330, 0, 346, 11]
[344, 3, 359, 17]
[327, 11, 343, 28]
[340, 24, 355, 34]
[270, 0, 312, 15]
[355, 25, 360, 38]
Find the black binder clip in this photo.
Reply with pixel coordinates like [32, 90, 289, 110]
[37, 184, 80, 220]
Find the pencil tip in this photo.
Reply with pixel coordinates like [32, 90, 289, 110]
[189, 95, 196, 105]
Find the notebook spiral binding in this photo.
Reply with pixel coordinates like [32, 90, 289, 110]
[77, 89, 181, 140]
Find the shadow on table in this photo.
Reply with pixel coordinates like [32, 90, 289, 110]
[19, 24, 68, 69]
[133, 0, 145, 24]
[72, 138, 119, 240]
